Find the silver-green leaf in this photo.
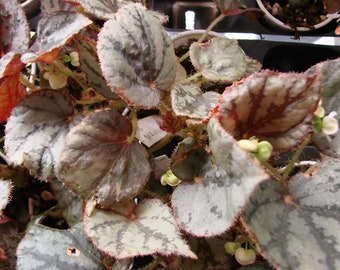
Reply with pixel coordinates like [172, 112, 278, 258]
[74, 0, 143, 20]
[190, 37, 261, 83]
[83, 199, 197, 259]
[171, 117, 266, 237]
[5, 90, 81, 180]
[16, 219, 104, 270]
[242, 157, 340, 270]
[97, 4, 177, 108]
[171, 82, 220, 119]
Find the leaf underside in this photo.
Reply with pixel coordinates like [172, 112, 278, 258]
[242, 157, 340, 270]
[83, 199, 197, 259]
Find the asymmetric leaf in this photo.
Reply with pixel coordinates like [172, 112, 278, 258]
[83, 199, 197, 259]
[190, 37, 261, 83]
[5, 90, 80, 180]
[171, 117, 266, 237]
[16, 220, 104, 270]
[242, 157, 340, 270]
[97, 4, 177, 108]
[57, 109, 150, 208]
[216, 70, 321, 155]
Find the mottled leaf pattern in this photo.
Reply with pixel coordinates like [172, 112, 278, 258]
[307, 58, 340, 157]
[179, 232, 233, 270]
[242, 157, 340, 270]
[171, 82, 220, 119]
[171, 117, 266, 237]
[40, 0, 78, 14]
[76, 35, 119, 100]
[75, 0, 143, 20]
[83, 199, 197, 259]
[97, 4, 177, 108]
[190, 37, 261, 83]
[0, 1, 29, 56]
[21, 12, 92, 63]
[57, 109, 150, 208]
[16, 220, 104, 270]
[216, 70, 321, 155]
[0, 73, 26, 122]
[0, 179, 12, 212]
[5, 90, 80, 180]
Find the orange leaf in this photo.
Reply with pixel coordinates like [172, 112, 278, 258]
[3, 54, 25, 76]
[0, 73, 26, 122]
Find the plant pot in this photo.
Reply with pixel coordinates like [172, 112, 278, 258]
[256, 0, 340, 32]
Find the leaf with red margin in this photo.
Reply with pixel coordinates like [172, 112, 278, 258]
[83, 199, 197, 259]
[215, 70, 321, 156]
[0, 73, 26, 123]
[97, 4, 177, 108]
[0, 1, 29, 56]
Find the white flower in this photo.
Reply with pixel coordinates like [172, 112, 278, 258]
[43, 68, 67, 89]
[322, 111, 339, 135]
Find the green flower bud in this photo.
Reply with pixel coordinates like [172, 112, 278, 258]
[224, 241, 241, 255]
[256, 141, 273, 162]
